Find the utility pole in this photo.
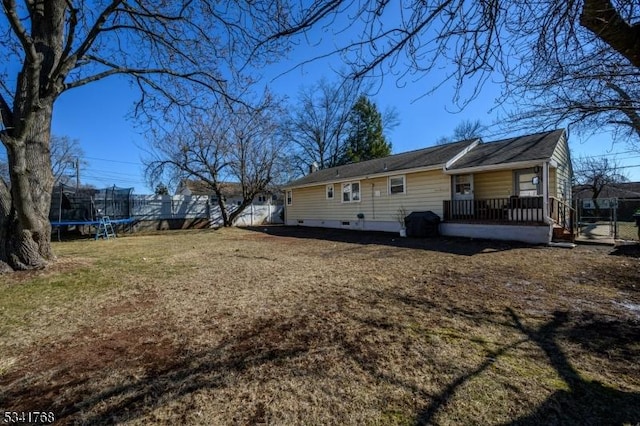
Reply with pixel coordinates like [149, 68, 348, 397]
[75, 157, 80, 191]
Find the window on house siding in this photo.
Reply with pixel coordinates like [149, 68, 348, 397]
[389, 175, 406, 194]
[342, 182, 361, 202]
[454, 174, 472, 195]
[326, 184, 334, 200]
[515, 169, 541, 197]
[286, 190, 292, 205]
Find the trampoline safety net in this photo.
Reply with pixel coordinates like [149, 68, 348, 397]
[50, 184, 133, 223]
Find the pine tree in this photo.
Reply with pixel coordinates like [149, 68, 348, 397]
[342, 96, 392, 164]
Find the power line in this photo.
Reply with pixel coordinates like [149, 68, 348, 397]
[88, 168, 143, 178]
[585, 150, 637, 158]
[85, 156, 143, 166]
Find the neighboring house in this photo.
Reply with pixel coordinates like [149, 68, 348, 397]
[572, 182, 640, 226]
[283, 129, 574, 244]
[176, 179, 284, 226]
[573, 182, 640, 200]
[176, 180, 283, 206]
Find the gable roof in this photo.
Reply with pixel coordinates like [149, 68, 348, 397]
[573, 182, 640, 199]
[177, 180, 242, 197]
[285, 138, 478, 188]
[177, 179, 281, 198]
[284, 129, 567, 189]
[446, 129, 565, 170]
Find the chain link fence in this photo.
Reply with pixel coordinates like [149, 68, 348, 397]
[615, 198, 640, 241]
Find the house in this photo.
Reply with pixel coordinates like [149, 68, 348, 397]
[573, 182, 640, 200]
[176, 179, 284, 226]
[572, 182, 640, 229]
[176, 179, 283, 206]
[283, 129, 574, 244]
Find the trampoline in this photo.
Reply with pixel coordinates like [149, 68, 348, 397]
[49, 184, 134, 239]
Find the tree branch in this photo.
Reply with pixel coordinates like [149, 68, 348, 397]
[580, 0, 640, 68]
[2, 0, 38, 62]
[0, 92, 13, 130]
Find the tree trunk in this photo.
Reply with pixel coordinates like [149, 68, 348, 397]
[0, 105, 55, 271]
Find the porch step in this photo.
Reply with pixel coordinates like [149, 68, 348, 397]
[552, 226, 573, 242]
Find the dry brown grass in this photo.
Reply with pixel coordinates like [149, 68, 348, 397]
[1, 227, 639, 425]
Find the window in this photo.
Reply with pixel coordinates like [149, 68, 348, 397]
[515, 169, 541, 197]
[342, 181, 361, 202]
[286, 190, 292, 205]
[389, 175, 406, 194]
[326, 184, 334, 200]
[454, 174, 472, 195]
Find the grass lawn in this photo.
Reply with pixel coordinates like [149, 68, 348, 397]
[1, 227, 639, 425]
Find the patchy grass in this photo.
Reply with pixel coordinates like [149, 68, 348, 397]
[0, 227, 639, 425]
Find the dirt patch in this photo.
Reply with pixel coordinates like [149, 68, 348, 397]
[1, 323, 182, 421]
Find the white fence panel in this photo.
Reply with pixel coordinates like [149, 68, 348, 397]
[131, 194, 283, 226]
[132, 195, 209, 220]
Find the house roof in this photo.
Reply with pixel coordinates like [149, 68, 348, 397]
[284, 129, 567, 189]
[178, 180, 242, 197]
[573, 182, 640, 199]
[285, 138, 478, 188]
[447, 129, 565, 170]
[178, 179, 281, 198]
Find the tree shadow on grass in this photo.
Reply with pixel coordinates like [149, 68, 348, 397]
[610, 243, 640, 258]
[412, 309, 640, 425]
[243, 225, 534, 256]
[503, 310, 640, 425]
[345, 286, 640, 425]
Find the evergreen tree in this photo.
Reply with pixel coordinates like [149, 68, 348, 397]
[342, 96, 392, 164]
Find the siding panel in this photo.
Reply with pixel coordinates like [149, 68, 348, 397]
[473, 170, 513, 199]
[286, 170, 450, 224]
[550, 134, 572, 201]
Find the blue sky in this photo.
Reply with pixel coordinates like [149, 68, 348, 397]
[49, 26, 640, 194]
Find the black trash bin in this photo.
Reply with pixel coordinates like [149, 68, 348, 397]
[404, 211, 441, 237]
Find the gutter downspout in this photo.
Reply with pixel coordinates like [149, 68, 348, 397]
[543, 161, 557, 245]
[543, 161, 550, 224]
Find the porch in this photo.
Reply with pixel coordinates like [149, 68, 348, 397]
[442, 196, 575, 242]
[443, 196, 545, 224]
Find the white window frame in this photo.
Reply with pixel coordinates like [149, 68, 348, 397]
[389, 175, 406, 195]
[341, 181, 361, 203]
[286, 190, 293, 206]
[514, 168, 541, 197]
[326, 184, 334, 200]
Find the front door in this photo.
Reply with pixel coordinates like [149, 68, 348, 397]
[453, 174, 474, 216]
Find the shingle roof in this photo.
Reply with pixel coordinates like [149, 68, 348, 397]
[178, 180, 242, 197]
[285, 138, 478, 188]
[573, 182, 640, 199]
[447, 129, 565, 170]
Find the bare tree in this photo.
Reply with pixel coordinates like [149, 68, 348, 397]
[282, 78, 363, 175]
[436, 119, 487, 145]
[144, 93, 285, 227]
[574, 155, 629, 213]
[0, 1, 287, 271]
[2, 135, 84, 187]
[50, 136, 85, 186]
[269, 1, 640, 145]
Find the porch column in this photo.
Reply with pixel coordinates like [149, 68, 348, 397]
[543, 162, 549, 222]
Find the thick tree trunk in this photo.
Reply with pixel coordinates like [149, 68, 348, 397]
[0, 105, 55, 271]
